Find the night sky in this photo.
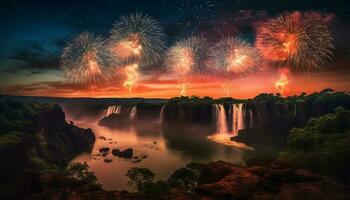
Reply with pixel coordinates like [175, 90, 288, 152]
[1, 0, 350, 98]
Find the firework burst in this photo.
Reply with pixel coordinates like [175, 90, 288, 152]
[212, 37, 259, 77]
[60, 32, 114, 84]
[165, 35, 214, 77]
[255, 12, 334, 72]
[109, 13, 167, 67]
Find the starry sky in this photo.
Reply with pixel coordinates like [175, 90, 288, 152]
[0, 0, 350, 98]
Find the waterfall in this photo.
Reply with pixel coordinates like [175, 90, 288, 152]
[232, 103, 245, 135]
[213, 104, 228, 134]
[106, 105, 121, 116]
[129, 106, 137, 120]
[158, 105, 165, 123]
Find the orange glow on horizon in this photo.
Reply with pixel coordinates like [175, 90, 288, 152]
[2, 65, 350, 99]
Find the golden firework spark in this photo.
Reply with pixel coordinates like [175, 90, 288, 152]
[60, 32, 115, 84]
[212, 37, 258, 76]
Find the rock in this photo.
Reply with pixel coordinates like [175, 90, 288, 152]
[104, 158, 113, 163]
[133, 156, 139, 159]
[99, 136, 106, 140]
[99, 147, 109, 153]
[132, 159, 142, 163]
[153, 141, 157, 144]
[101, 152, 109, 157]
[141, 155, 148, 159]
[197, 161, 234, 185]
[194, 160, 342, 200]
[112, 148, 133, 159]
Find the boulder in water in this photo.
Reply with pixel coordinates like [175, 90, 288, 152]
[104, 158, 113, 163]
[99, 147, 109, 153]
[99, 136, 106, 140]
[112, 148, 133, 158]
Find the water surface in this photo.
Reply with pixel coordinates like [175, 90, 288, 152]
[72, 119, 244, 191]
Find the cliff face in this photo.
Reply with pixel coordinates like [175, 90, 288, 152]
[99, 91, 350, 140]
[0, 102, 95, 184]
[35, 106, 95, 165]
[162, 103, 213, 126]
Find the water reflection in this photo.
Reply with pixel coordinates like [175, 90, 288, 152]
[72, 120, 245, 191]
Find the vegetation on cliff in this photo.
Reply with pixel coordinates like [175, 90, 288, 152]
[280, 107, 350, 183]
[0, 99, 96, 199]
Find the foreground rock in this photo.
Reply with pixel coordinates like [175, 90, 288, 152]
[195, 160, 350, 200]
[20, 160, 350, 200]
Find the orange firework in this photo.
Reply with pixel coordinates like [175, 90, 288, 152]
[256, 11, 334, 72]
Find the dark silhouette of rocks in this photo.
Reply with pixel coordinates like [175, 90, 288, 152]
[112, 148, 133, 158]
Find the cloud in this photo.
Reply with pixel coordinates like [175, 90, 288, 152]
[7, 42, 60, 73]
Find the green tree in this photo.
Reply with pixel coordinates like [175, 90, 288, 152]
[126, 167, 155, 194]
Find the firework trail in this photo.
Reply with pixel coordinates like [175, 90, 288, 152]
[109, 13, 167, 67]
[60, 32, 115, 84]
[255, 11, 334, 72]
[212, 37, 259, 76]
[123, 64, 139, 93]
[275, 72, 289, 95]
[165, 36, 214, 96]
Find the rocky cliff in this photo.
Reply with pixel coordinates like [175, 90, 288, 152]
[0, 101, 95, 185]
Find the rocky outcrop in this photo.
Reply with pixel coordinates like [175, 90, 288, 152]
[195, 161, 350, 200]
[112, 148, 133, 158]
[0, 104, 95, 185]
[35, 106, 95, 166]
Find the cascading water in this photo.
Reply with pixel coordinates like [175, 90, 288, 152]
[208, 103, 253, 150]
[158, 105, 165, 123]
[129, 106, 137, 120]
[213, 104, 228, 134]
[232, 103, 244, 135]
[106, 105, 121, 116]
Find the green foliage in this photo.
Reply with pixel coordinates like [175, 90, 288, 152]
[141, 181, 170, 196]
[0, 131, 24, 148]
[280, 107, 350, 183]
[126, 167, 155, 194]
[65, 162, 98, 184]
[126, 162, 203, 196]
[168, 162, 202, 192]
